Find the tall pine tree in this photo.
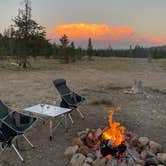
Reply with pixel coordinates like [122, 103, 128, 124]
[12, 0, 46, 68]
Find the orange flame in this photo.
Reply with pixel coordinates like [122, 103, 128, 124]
[102, 110, 126, 146]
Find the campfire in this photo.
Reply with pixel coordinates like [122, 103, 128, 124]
[77, 109, 128, 161]
[101, 110, 126, 158]
[64, 108, 166, 166]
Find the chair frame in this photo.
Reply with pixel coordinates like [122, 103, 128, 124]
[53, 79, 86, 125]
[0, 102, 37, 162]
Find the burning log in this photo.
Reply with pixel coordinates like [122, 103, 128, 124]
[100, 140, 127, 158]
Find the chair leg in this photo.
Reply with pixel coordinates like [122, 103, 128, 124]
[63, 114, 68, 131]
[68, 113, 74, 124]
[22, 134, 34, 148]
[12, 144, 24, 162]
[76, 108, 85, 119]
[0, 143, 7, 155]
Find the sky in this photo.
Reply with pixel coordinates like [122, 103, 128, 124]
[0, 0, 166, 49]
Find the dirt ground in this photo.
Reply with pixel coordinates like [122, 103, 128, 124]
[0, 57, 166, 166]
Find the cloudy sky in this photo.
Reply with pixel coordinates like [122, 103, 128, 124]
[1, 0, 166, 48]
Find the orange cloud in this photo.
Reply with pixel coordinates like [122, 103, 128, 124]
[48, 23, 166, 47]
[146, 36, 166, 45]
[131, 35, 166, 45]
[48, 23, 134, 41]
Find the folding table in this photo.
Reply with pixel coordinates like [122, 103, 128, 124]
[23, 104, 71, 140]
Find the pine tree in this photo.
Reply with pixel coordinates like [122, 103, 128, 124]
[12, 0, 46, 68]
[70, 41, 76, 62]
[59, 34, 70, 63]
[87, 37, 93, 60]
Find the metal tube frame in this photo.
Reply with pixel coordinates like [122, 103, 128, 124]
[0, 134, 34, 162]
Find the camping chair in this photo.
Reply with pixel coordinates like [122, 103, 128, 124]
[0, 100, 37, 162]
[53, 79, 85, 124]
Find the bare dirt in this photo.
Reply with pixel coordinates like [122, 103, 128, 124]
[0, 57, 165, 166]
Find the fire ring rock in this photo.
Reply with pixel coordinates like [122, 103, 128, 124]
[149, 141, 162, 154]
[70, 153, 86, 166]
[64, 145, 79, 158]
[157, 153, 166, 165]
[138, 137, 149, 148]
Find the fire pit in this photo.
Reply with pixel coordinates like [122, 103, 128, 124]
[64, 109, 166, 166]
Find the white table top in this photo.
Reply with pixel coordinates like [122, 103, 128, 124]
[23, 104, 71, 117]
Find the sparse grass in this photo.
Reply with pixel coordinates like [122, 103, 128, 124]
[0, 56, 166, 72]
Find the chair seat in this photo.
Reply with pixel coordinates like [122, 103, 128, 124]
[3, 112, 36, 134]
[62, 93, 85, 106]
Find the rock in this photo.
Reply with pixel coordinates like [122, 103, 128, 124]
[140, 150, 148, 160]
[84, 157, 94, 165]
[64, 145, 79, 157]
[82, 163, 91, 166]
[147, 151, 156, 158]
[70, 153, 86, 166]
[72, 137, 84, 147]
[79, 145, 91, 155]
[135, 158, 145, 165]
[78, 129, 89, 139]
[157, 153, 166, 165]
[87, 153, 97, 160]
[95, 128, 103, 138]
[140, 150, 156, 160]
[106, 158, 128, 166]
[93, 158, 107, 166]
[106, 159, 117, 166]
[149, 141, 162, 154]
[145, 157, 158, 166]
[138, 137, 149, 148]
[128, 133, 139, 147]
[131, 80, 143, 93]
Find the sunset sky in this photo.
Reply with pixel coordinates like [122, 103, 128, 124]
[1, 0, 166, 49]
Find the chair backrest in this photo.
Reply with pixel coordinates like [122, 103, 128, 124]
[0, 100, 9, 119]
[53, 79, 71, 96]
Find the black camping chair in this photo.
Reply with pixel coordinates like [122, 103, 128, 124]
[53, 79, 85, 124]
[0, 100, 37, 162]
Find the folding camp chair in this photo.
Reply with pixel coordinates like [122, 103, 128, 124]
[53, 79, 86, 124]
[0, 100, 37, 162]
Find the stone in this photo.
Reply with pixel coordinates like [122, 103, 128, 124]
[149, 141, 162, 154]
[106, 158, 128, 166]
[70, 153, 86, 166]
[79, 145, 91, 155]
[131, 80, 143, 93]
[135, 158, 145, 165]
[93, 158, 107, 166]
[84, 157, 94, 165]
[157, 153, 166, 165]
[145, 157, 158, 166]
[72, 137, 84, 147]
[82, 163, 91, 166]
[140, 150, 148, 160]
[95, 128, 103, 138]
[87, 153, 97, 160]
[64, 145, 79, 157]
[128, 133, 139, 147]
[78, 129, 89, 139]
[147, 151, 156, 158]
[138, 137, 149, 148]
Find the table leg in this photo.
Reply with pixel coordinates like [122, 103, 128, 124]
[49, 119, 53, 141]
[64, 114, 68, 132]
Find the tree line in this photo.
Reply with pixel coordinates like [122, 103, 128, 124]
[0, 0, 165, 68]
